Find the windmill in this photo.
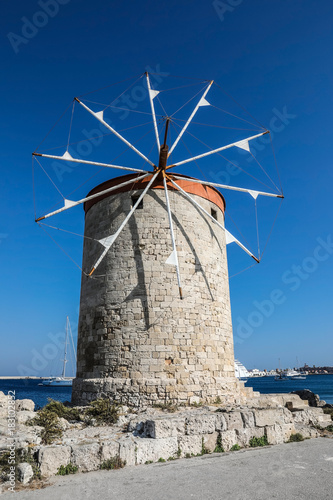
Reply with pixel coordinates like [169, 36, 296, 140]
[32, 72, 283, 406]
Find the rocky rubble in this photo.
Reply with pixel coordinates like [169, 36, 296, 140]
[0, 389, 332, 493]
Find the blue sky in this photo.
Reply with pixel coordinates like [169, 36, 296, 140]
[1, 0, 332, 375]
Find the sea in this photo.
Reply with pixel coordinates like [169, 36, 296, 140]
[0, 375, 332, 408]
[245, 374, 333, 404]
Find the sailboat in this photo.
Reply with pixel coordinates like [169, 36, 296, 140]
[41, 317, 76, 387]
[288, 358, 307, 380]
[274, 358, 289, 381]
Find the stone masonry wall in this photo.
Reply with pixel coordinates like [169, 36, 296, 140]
[72, 183, 249, 406]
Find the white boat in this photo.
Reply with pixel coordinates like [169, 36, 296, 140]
[289, 358, 307, 379]
[234, 360, 250, 381]
[41, 317, 76, 387]
[290, 374, 307, 380]
[42, 377, 73, 387]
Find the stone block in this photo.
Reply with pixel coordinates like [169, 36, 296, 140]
[186, 414, 216, 435]
[292, 408, 332, 427]
[16, 399, 35, 412]
[220, 430, 237, 451]
[144, 417, 186, 439]
[17, 463, 33, 484]
[117, 436, 137, 466]
[202, 432, 218, 453]
[265, 423, 295, 445]
[16, 411, 36, 425]
[254, 409, 285, 427]
[71, 443, 101, 472]
[215, 412, 228, 431]
[294, 424, 320, 439]
[240, 411, 255, 428]
[178, 435, 202, 457]
[225, 412, 243, 430]
[136, 437, 178, 464]
[100, 440, 120, 462]
[38, 445, 71, 477]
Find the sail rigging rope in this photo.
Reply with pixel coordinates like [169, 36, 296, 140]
[77, 73, 144, 98]
[175, 124, 278, 193]
[170, 85, 208, 118]
[34, 100, 74, 153]
[171, 116, 262, 132]
[39, 120, 155, 153]
[34, 157, 65, 199]
[66, 100, 75, 151]
[213, 81, 267, 129]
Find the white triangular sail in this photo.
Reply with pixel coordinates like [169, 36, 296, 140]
[225, 230, 236, 245]
[75, 98, 155, 168]
[166, 250, 178, 266]
[62, 151, 73, 160]
[198, 97, 210, 107]
[172, 175, 282, 199]
[234, 139, 250, 152]
[146, 73, 160, 151]
[149, 89, 159, 99]
[170, 131, 268, 168]
[98, 234, 116, 248]
[89, 171, 159, 275]
[64, 199, 77, 209]
[94, 110, 104, 121]
[168, 81, 213, 156]
[33, 152, 149, 174]
[248, 190, 260, 200]
[169, 177, 259, 263]
[35, 173, 149, 222]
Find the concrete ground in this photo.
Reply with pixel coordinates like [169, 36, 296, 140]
[3, 437, 333, 500]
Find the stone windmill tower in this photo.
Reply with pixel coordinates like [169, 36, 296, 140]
[33, 73, 282, 407]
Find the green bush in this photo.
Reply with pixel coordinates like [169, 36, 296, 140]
[214, 432, 225, 453]
[323, 408, 333, 420]
[249, 435, 269, 447]
[288, 433, 304, 442]
[201, 437, 210, 455]
[157, 457, 166, 463]
[0, 451, 12, 483]
[152, 402, 178, 413]
[100, 456, 126, 470]
[57, 463, 78, 475]
[44, 399, 81, 422]
[230, 444, 241, 451]
[86, 398, 119, 425]
[0, 448, 41, 483]
[325, 424, 333, 433]
[27, 408, 63, 444]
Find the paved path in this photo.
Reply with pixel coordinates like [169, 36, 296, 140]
[3, 438, 333, 499]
